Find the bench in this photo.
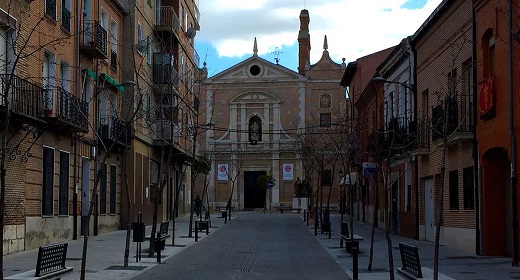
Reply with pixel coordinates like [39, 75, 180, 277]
[276, 206, 302, 214]
[339, 221, 364, 254]
[145, 221, 170, 251]
[6, 243, 73, 280]
[397, 242, 423, 279]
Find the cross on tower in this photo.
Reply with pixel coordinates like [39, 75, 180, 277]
[272, 47, 283, 64]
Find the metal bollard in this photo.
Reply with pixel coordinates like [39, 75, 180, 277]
[303, 209, 306, 222]
[206, 222, 209, 235]
[195, 221, 199, 242]
[352, 241, 359, 280]
[155, 239, 161, 263]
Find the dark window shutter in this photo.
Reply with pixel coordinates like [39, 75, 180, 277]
[100, 163, 107, 214]
[110, 165, 116, 214]
[59, 151, 69, 215]
[42, 147, 54, 216]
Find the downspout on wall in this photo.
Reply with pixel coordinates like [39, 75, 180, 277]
[471, 1, 480, 255]
[508, 0, 519, 265]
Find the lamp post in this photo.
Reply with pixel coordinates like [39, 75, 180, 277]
[370, 76, 419, 240]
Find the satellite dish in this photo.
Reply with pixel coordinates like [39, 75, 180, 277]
[186, 27, 196, 39]
[136, 39, 148, 53]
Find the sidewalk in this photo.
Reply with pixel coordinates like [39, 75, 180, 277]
[3, 213, 231, 280]
[311, 213, 520, 280]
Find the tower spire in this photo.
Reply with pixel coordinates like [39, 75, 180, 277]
[323, 35, 328, 51]
[253, 37, 258, 56]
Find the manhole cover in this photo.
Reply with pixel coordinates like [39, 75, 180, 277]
[105, 265, 147, 271]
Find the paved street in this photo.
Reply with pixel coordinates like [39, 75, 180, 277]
[132, 211, 347, 280]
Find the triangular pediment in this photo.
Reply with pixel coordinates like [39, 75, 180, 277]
[207, 56, 304, 82]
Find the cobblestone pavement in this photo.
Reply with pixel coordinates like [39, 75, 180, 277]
[131, 211, 347, 280]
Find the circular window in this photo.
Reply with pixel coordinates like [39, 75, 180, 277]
[249, 65, 261, 76]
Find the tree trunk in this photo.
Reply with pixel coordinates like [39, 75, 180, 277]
[368, 178, 378, 271]
[384, 170, 395, 280]
[147, 179, 166, 257]
[123, 154, 131, 268]
[188, 182, 194, 237]
[434, 138, 448, 280]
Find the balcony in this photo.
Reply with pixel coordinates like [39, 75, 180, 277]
[0, 74, 45, 124]
[155, 6, 181, 38]
[432, 94, 474, 145]
[110, 50, 117, 71]
[153, 53, 179, 87]
[43, 87, 88, 132]
[99, 115, 130, 149]
[152, 120, 180, 146]
[80, 20, 108, 59]
[408, 120, 430, 156]
[61, 6, 71, 32]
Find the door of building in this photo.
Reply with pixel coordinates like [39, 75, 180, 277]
[391, 179, 399, 235]
[244, 171, 266, 209]
[424, 177, 434, 242]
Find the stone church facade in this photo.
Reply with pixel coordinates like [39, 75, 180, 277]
[197, 10, 346, 210]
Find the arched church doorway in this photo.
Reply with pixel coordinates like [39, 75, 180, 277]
[482, 147, 512, 257]
[244, 171, 266, 209]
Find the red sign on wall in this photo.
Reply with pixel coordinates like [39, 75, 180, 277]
[479, 76, 495, 118]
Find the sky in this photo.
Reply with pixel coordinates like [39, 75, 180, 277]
[194, 0, 443, 77]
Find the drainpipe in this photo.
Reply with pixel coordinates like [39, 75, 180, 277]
[472, 3, 480, 255]
[73, 0, 82, 240]
[412, 43, 419, 241]
[508, 0, 519, 265]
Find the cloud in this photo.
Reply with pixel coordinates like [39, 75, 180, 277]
[197, 0, 443, 64]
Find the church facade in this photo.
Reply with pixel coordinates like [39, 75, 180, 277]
[196, 10, 347, 210]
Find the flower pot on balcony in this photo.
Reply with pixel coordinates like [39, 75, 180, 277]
[44, 109, 53, 117]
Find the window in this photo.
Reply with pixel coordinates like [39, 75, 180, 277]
[180, 6, 184, 30]
[45, 0, 57, 20]
[0, 28, 6, 74]
[448, 68, 457, 95]
[59, 151, 69, 215]
[180, 54, 184, 79]
[149, 160, 161, 203]
[146, 36, 152, 65]
[248, 116, 262, 144]
[110, 21, 118, 70]
[320, 170, 332, 186]
[110, 165, 116, 214]
[421, 89, 429, 120]
[482, 29, 495, 77]
[405, 185, 411, 212]
[43, 51, 56, 113]
[100, 163, 107, 214]
[449, 170, 459, 210]
[42, 147, 54, 216]
[61, 0, 71, 31]
[463, 166, 475, 209]
[320, 113, 331, 127]
[137, 23, 143, 54]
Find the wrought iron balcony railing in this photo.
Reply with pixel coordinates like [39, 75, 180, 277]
[155, 6, 181, 36]
[153, 53, 179, 86]
[432, 94, 474, 142]
[99, 115, 130, 148]
[61, 7, 71, 32]
[43, 87, 88, 131]
[80, 20, 108, 59]
[0, 74, 44, 121]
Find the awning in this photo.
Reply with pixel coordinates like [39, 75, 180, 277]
[82, 68, 97, 79]
[100, 73, 124, 93]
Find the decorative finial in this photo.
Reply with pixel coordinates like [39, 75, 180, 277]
[323, 35, 328, 51]
[253, 37, 258, 56]
[272, 47, 283, 64]
[203, 61, 207, 67]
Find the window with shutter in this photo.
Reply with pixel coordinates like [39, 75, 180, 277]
[100, 163, 107, 214]
[42, 147, 54, 216]
[110, 165, 116, 214]
[59, 151, 69, 215]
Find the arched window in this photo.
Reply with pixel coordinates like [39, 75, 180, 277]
[248, 116, 262, 144]
[482, 29, 495, 77]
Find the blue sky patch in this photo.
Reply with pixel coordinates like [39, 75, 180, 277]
[401, 0, 427, 10]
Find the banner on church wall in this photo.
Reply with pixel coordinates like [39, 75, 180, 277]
[217, 164, 228, 181]
[282, 164, 293, 181]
